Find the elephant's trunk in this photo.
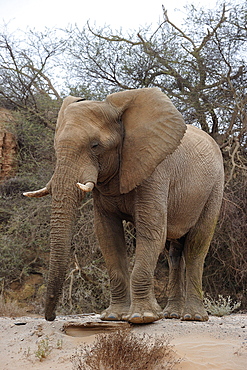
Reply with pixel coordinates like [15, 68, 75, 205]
[44, 159, 97, 321]
[45, 179, 82, 320]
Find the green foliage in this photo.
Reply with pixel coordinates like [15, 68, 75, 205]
[35, 337, 52, 361]
[66, 83, 108, 101]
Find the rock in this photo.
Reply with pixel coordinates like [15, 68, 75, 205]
[0, 108, 17, 183]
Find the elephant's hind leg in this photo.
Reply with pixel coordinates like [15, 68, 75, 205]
[182, 186, 223, 321]
[163, 239, 185, 319]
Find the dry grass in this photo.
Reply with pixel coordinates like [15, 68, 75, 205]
[0, 296, 26, 317]
[71, 328, 180, 370]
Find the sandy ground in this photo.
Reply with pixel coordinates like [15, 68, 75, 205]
[0, 313, 246, 369]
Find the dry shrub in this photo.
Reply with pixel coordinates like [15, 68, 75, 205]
[71, 329, 180, 370]
[203, 294, 241, 316]
[0, 296, 26, 317]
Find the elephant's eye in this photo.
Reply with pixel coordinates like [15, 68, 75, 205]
[91, 141, 100, 150]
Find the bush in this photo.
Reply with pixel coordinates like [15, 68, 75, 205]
[203, 294, 241, 317]
[0, 192, 51, 268]
[71, 329, 180, 370]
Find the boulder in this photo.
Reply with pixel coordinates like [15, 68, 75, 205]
[0, 108, 17, 183]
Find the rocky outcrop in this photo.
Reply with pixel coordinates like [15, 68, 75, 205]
[0, 108, 17, 183]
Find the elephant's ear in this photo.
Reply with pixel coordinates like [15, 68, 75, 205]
[55, 96, 83, 138]
[106, 88, 187, 194]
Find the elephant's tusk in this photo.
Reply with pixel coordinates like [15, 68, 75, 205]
[76, 182, 95, 192]
[23, 187, 49, 198]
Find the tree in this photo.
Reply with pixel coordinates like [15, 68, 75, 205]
[0, 27, 64, 129]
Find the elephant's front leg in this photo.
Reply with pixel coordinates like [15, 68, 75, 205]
[94, 208, 130, 321]
[124, 207, 166, 324]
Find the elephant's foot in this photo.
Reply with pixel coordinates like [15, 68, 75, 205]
[100, 304, 130, 321]
[163, 298, 184, 319]
[182, 297, 209, 321]
[123, 301, 164, 324]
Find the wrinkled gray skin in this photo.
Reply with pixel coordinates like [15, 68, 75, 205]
[24, 88, 224, 324]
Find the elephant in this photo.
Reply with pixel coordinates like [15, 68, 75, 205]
[23, 88, 224, 324]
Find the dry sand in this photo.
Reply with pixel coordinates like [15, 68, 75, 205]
[0, 313, 246, 369]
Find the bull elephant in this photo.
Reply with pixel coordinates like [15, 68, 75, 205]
[24, 88, 224, 324]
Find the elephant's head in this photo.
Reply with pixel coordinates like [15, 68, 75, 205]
[23, 88, 186, 320]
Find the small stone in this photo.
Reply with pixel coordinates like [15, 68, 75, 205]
[14, 322, 27, 326]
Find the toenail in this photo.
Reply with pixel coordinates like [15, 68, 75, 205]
[183, 314, 192, 320]
[108, 313, 117, 319]
[131, 313, 141, 318]
[144, 312, 154, 318]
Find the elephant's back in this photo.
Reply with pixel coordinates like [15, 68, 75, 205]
[176, 124, 224, 175]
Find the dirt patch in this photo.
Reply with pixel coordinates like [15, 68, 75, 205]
[0, 314, 246, 369]
[63, 320, 131, 337]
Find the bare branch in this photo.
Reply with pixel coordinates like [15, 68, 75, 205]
[27, 66, 61, 100]
[196, 4, 227, 53]
[162, 6, 196, 49]
[87, 22, 141, 46]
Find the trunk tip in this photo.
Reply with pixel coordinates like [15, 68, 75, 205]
[45, 312, 56, 321]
